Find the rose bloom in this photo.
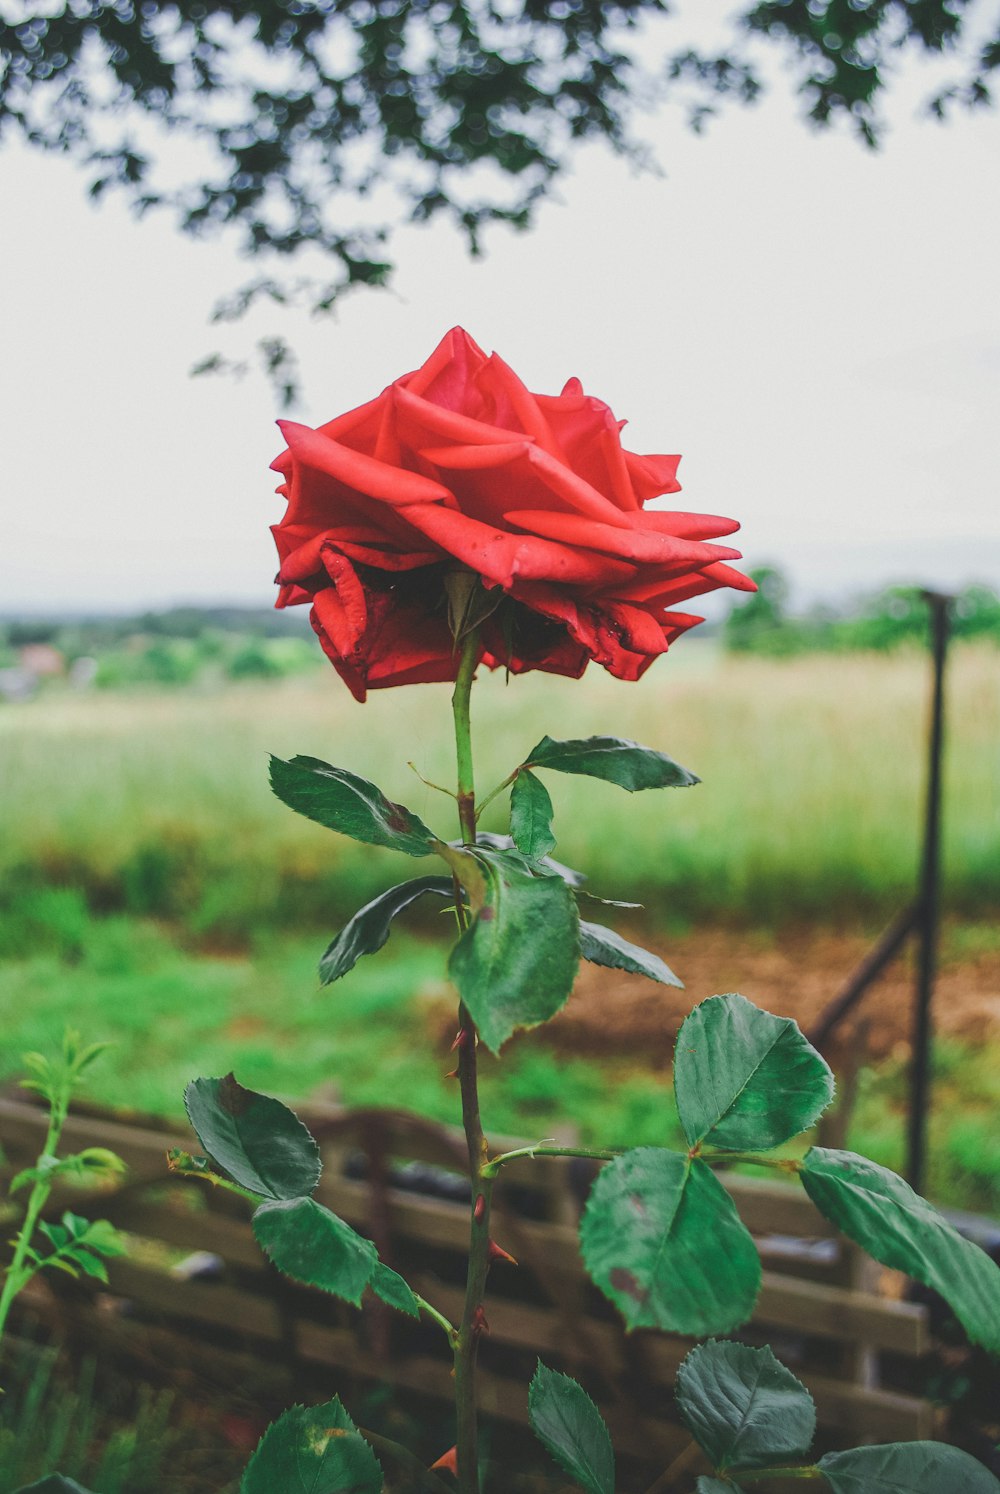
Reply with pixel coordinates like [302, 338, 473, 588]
[271, 328, 754, 701]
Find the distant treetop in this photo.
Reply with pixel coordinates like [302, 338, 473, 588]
[2, 1, 995, 395]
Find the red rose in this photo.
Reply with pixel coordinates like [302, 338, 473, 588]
[271, 328, 754, 701]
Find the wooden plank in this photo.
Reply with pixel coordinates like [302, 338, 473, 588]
[101, 1194, 265, 1270]
[318, 1177, 924, 1356]
[95, 1189, 927, 1362]
[100, 1254, 935, 1443]
[0, 1099, 833, 1237]
[756, 1272, 928, 1356]
[715, 1170, 835, 1238]
[0, 1092, 937, 1443]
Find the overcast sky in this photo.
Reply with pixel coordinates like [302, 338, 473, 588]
[2, 14, 999, 617]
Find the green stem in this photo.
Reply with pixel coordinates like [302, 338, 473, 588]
[450, 628, 490, 1494]
[0, 1103, 65, 1347]
[474, 769, 519, 821]
[452, 632, 479, 848]
[737, 1466, 823, 1482]
[698, 1151, 803, 1174]
[415, 1294, 459, 1346]
[484, 1144, 621, 1178]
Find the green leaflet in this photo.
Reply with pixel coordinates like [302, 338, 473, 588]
[525, 734, 699, 790]
[448, 848, 579, 1053]
[241, 1399, 382, 1494]
[674, 993, 834, 1151]
[579, 921, 683, 986]
[528, 1362, 614, 1494]
[369, 1260, 420, 1319]
[817, 1442, 1000, 1492]
[509, 769, 557, 858]
[579, 1148, 760, 1335]
[184, 1074, 321, 1201]
[675, 1340, 815, 1471]
[269, 754, 438, 856]
[801, 1148, 1000, 1354]
[319, 875, 453, 985]
[252, 1196, 377, 1307]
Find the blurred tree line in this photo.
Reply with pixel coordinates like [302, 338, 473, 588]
[2, 0, 996, 398]
[3, 582, 997, 698]
[724, 567, 1000, 655]
[0, 606, 320, 689]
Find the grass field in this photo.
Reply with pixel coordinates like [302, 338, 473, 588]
[1, 644, 997, 1214]
[1, 642, 997, 938]
[0, 909, 997, 1215]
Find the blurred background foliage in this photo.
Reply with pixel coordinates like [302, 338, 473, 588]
[1, 589, 998, 1215]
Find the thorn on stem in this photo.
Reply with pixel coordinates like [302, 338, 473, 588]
[487, 1238, 518, 1267]
[473, 1193, 486, 1223]
[444, 1067, 460, 1081]
[450, 1028, 468, 1052]
[472, 1304, 490, 1336]
[430, 1446, 458, 1476]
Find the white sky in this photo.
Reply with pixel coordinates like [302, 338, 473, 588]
[2, 16, 999, 617]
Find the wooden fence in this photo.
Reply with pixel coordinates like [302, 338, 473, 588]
[0, 1094, 940, 1475]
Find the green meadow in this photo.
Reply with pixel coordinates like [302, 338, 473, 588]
[1, 643, 997, 1212]
[2, 642, 997, 933]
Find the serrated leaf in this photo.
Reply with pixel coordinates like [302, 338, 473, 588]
[580, 1148, 760, 1335]
[241, 1398, 382, 1494]
[818, 1442, 1000, 1492]
[71, 1040, 111, 1077]
[579, 921, 682, 986]
[528, 1361, 614, 1494]
[369, 1260, 420, 1319]
[469, 832, 585, 886]
[38, 1223, 68, 1250]
[14, 1478, 99, 1494]
[448, 848, 579, 1053]
[510, 770, 557, 858]
[71, 1250, 109, 1283]
[269, 754, 438, 857]
[79, 1217, 126, 1257]
[185, 1074, 321, 1201]
[60, 1211, 91, 1241]
[60, 1147, 127, 1182]
[9, 1165, 45, 1194]
[675, 1340, 815, 1471]
[801, 1148, 1000, 1354]
[253, 1196, 376, 1307]
[525, 734, 699, 790]
[320, 876, 453, 985]
[674, 993, 834, 1151]
[44, 1257, 81, 1278]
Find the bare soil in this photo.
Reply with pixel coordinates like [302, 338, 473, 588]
[546, 922, 1000, 1063]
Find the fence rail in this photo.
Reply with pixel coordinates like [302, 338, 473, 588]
[0, 1094, 941, 1466]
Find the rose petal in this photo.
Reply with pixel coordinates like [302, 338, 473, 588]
[504, 510, 742, 568]
[399, 504, 637, 588]
[623, 450, 683, 502]
[401, 326, 490, 402]
[277, 420, 453, 506]
[312, 571, 366, 657]
[609, 560, 756, 606]
[643, 509, 741, 540]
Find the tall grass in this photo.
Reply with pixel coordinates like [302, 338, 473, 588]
[1, 643, 996, 933]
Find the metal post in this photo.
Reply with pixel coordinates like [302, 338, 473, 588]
[906, 592, 951, 1193]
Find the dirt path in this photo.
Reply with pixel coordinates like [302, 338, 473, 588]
[546, 923, 1000, 1062]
